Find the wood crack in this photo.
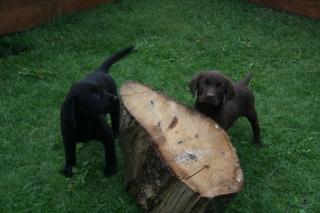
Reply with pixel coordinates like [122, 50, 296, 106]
[180, 165, 210, 181]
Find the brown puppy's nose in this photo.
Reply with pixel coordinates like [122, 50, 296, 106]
[206, 92, 215, 98]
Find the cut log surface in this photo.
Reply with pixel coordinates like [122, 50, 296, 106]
[119, 82, 243, 212]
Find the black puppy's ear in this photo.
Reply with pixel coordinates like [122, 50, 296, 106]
[224, 79, 235, 104]
[188, 72, 203, 97]
[62, 97, 77, 128]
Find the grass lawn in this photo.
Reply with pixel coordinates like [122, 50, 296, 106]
[1, 0, 319, 212]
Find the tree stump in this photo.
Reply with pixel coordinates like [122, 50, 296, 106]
[119, 82, 243, 212]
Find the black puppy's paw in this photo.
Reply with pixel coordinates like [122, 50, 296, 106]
[64, 165, 73, 177]
[104, 166, 117, 177]
[253, 140, 264, 148]
[113, 130, 119, 138]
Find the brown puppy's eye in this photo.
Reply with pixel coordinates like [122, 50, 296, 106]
[216, 83, 224, 90]
[200, 82, 208, 87]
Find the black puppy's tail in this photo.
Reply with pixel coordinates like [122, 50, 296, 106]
[239, 73, 252, 86]
[97, 45, 135, 72]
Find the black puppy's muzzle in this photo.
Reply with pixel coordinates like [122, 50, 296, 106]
[103, 91, 118, 101]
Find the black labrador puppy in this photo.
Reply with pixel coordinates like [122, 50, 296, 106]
[60, 46, 134, 177]
[189, 71, 262, 146]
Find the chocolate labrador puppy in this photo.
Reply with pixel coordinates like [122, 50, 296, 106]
[189, 71, 262, 146]
[60, 46, 134, 177]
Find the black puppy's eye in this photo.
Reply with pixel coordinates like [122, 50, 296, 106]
[91, 93, 101, 101]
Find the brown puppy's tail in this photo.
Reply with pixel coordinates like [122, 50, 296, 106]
[239, 72, 252, 86]
[97, 45, 135, 72]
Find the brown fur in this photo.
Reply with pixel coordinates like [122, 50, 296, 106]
[189, 71, 262, 146]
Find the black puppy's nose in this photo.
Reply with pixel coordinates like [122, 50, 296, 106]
[112, 96, 118, 101]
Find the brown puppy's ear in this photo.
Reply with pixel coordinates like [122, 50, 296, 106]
[188, 72, 203, 97]
[224, 78, 235, 104]
[62, 97, 77, 128]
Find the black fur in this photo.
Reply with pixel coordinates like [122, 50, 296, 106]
[60, 46, 134, 177]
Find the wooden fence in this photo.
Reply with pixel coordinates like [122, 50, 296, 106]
[247, 0, 320, 19]
[0, 0, 113, 35]
[1, 0, 319, 35]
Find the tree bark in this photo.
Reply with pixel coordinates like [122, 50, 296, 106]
[119, 82, 243, 212]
